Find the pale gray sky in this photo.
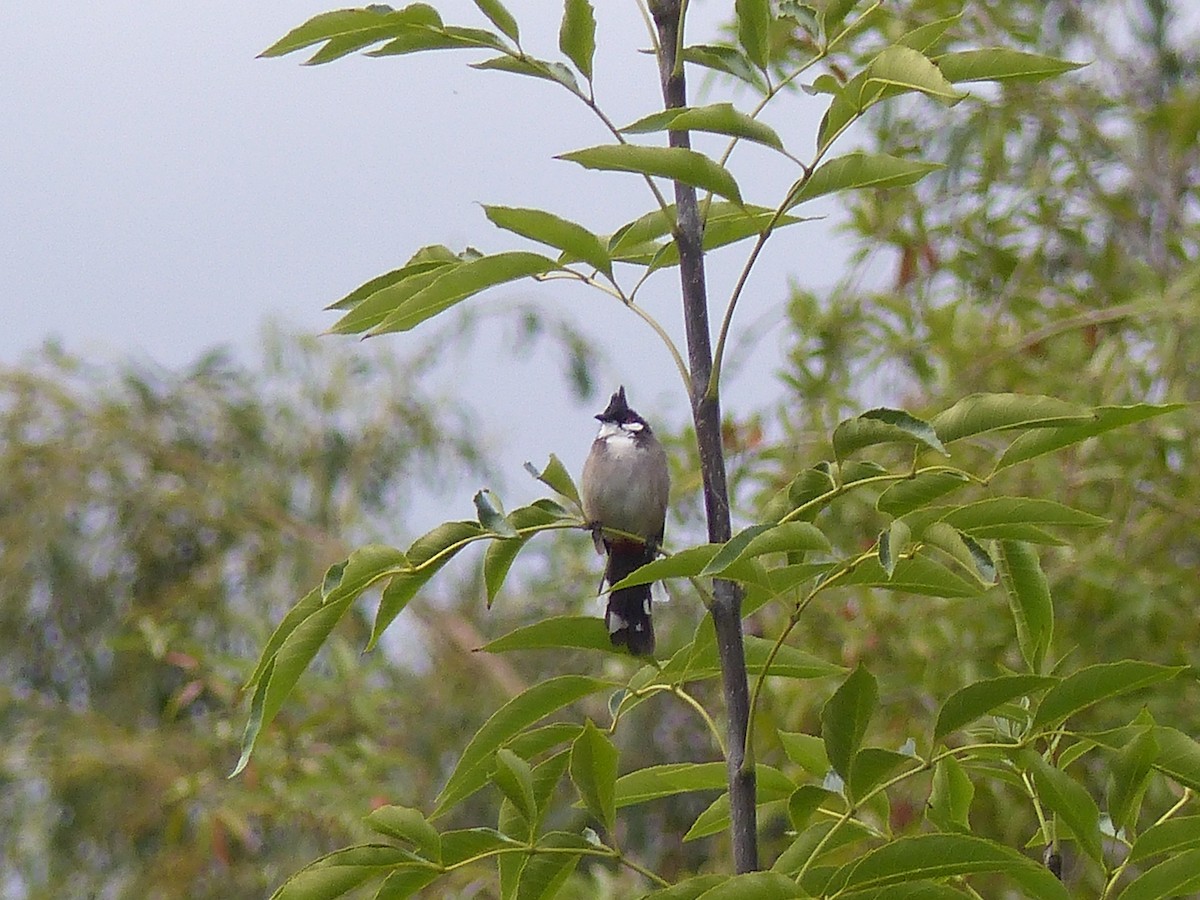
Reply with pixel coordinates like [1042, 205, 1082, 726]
[2, 2, 848, 508]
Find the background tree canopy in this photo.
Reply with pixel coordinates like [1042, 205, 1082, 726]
[2, 1, 1197, 898]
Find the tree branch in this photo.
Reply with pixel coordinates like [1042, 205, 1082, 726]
[649, 0, 758, 874]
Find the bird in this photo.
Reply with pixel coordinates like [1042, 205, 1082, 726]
[581, 386, 670, 656]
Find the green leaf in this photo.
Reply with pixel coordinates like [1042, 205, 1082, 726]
[434, 675, 613, 816]
[789, 785, 838, 830]
[922, 523, 993, 583]
[1109, 726, 1159, 834]
[371, 252, 557, 334]
[440, 827, 521, 866]
[516, 832, 588, 900]
[482, 616, 616, 654]
[865, 45, 965, 102]
[934, 48, 1086, 84]
[690, 871, 806, 899]
[680, 767, 797, 840]
[523, 454, 582, 509]
[326, 247, 459, 311]
[242, 586, 323, 692]
[932, 393, 1093, 443]
[367, 25, 509, 58]
[994, 403, 1186, 472]
[1033, 662, 1187, 730]
[559, 0, 596, 81]
[877, 519, 909, 578]
[1118, 849, 1200, 900]
[642, 875, 730, 900]
[260, 5, 439, 58]
[234, 547, 396, 775]
[1023, 751, 1103, 863]
[943, 497, 1108, 534]
[269, 844, 418, 900]
[371, 521, 484, 648]
[935, 675, 1057, 740]
[838, 555, 982, 598]
[736, 0, 772, 69]
[645, 207, 811, 271]
[483, 500, 572, 607]
[776, 819, 874, 878]
[475, 489, 518, 537]
[681, 44, 768, 92]
[790, 153, 943, 206]
[557, 145, 743, 205]
[614, 762, 726, 807]
[779, 731, 829, 776]
[374, 866, 441, 899]
[622, 103, 783, 151]
[330, 265, 456, 334]
[483, 205, 611, 277]
[896, 14, 961, 52]
[473, 0, 519, 43]
[570, 720, 618, 832]
[822, 664, 877, 779]
[366, 806, 442, 863]
[471, 54, 580, 91]
[676, 635, 845, 683]
[997, 541, 1054, 673]
[876, 470, 969, 517]
[927, 755, 974, 833]
[822, 833, 1069, 899]
[607, 544, 767, 591]
[833, 407, 947, 461]
[848, 748, 913, 802]
[1129, 816, 1200, 864]
[492, 749, 537, 824]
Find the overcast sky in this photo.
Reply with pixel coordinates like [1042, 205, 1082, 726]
[2, 2, 851, 509]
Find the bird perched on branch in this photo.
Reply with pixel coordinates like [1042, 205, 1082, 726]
[581, 386, 670, 656]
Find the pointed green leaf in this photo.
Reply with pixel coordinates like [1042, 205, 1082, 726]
[1118, 849, 1200, 900]
[326, 249, 458, 312]
[375, 866, 441, 899]
[622, 102, 784, 152]
[434, 675, 613, 816]
[330, 263, 459, 334]
[922, 522, 994, 583]
[269, 844, 422, 900]
[366, 806, 442, 863]
[839, 555, 982, 598]
[371, 251, 557, 334]
[614, 762, 726, 807]
[483, 616, 615, 653]
[736, 0, 771, 68]
[559, 0, 596, 81]
[683, 768, 797, 841]
[642, 874, 730, 899]
[994, 403, 1186, 472]
[849, 748, 913, 802]
[779, 731, 829, 776]
[932, 393, 1094, 443]
[822, 664, 878, 779]
[935, 675, 1057, 740]
[944, 497, 1108, 533]
[493, 748, 538, 823]
[791, 153, 944, 206]
[681, 44, 768, 92]
[934, 48, 1085, 84]
[608, 544, 720, 589]
[523, 454, 582, 508]
[516, 832, 588, 900]
[677, 634, 845, 683]
[878, 518, 910, 578]
[483, 500, 572, 607]
[1109, 726, 1159, 834]
[823, 834, 1069, 899]
[473, 0, 519, 42]
[471, 54, 580, 91]
[692, 871, 804, 899]
[896, 14, 961, 52]
[927, 755, 974, 833]
[570, 720, 618, 831]
[483, 205, 611, 276]
[997, 541, 1053, 673]
[440, 827, 522, 866]
[260, 5, 440, 58]
[1033, 662, 1187, 730]
[789, 785, 838, 830]
[832, 407, 948, 461]
[1024, 751, 1103, 863]
[371, 521, 485, 647]
[878, 468, 969, 518]
[725, 521, 833, 564]
[475, 489, 518, 537]
[865, 45, 966, 103]
[367, 25, 509, 58]
[557, 145, 743, 205]
[1129, 816, 1200, 864]
[242, 586, 323, 692]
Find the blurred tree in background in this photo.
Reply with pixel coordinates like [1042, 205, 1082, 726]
[2, 0, 1197, 897]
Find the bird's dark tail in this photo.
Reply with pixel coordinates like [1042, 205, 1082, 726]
[604, 540, 656, 656]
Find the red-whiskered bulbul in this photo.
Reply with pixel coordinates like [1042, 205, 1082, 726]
[581, 386, 670, 656]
